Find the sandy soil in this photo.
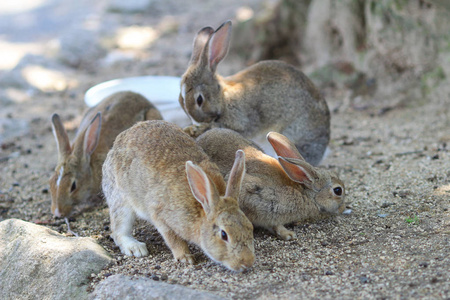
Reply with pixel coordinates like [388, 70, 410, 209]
[0, 1, 449, 299]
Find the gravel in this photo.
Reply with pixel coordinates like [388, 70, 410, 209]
[0, 0, 449, 299]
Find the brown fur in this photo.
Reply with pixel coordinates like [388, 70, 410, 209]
[197, 128, 345, 240]
[49, 91, 163, 217]
[180, 20, 330, 165]
[102, 121, 254, 272]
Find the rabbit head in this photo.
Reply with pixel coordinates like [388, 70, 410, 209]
[179, 21, 232, 124]
[49, 113, 102, 217]
[186, 150, 255, 271]
[268, 132, 346, 214]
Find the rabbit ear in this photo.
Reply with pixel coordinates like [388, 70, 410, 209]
[225, 150, 246, 199]
[278, 156, 319, 186]
[51, 113, 71, 160]
[208, 20, 232, 72]
[83, 112, 102, 156]
[186, 161, 218, 214]
[190, 26, 214, 65]
[267, 132, 305, 160]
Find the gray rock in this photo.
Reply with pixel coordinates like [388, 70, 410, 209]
[91, 274, 226, 300]
[0, 219, 112, 300]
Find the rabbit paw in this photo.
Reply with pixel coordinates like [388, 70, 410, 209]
[175, 253, 195, 265]
[120, 239, 149, 257]
[274, 225, 297, 241]
[183, 123, 211, 138]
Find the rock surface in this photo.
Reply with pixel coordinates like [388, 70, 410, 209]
[91, 274, 226, 300]
[0, 219, 112, 300]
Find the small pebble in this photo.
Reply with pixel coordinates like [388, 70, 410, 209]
[359, 275, 370, 284]
[381, 202, 394, 208]
[151, 274, 160, 281]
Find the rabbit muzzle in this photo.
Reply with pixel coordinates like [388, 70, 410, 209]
[226, 250, 255, 272]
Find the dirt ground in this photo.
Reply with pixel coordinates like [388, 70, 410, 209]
[0, 1, 449, 299]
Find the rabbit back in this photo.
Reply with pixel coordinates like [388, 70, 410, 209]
[225, 60, 330, 165]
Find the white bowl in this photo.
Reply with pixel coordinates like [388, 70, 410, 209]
[84, 76, 191, 127]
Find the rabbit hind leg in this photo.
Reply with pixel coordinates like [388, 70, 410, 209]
[272, 224, 297, 241]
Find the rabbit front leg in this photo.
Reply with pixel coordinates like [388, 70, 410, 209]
[110, 202, 149, 257]
[183, 123, 213, 138]
[154, 222, 194, 264]
[272, 224, 297, 241]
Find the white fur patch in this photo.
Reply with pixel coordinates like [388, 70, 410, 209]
[181, 83, 186, 101]
[56, 167, 64, 187]
[54, 207, 61, 218]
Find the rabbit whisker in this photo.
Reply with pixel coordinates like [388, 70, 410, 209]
[64, 217, 79, 237]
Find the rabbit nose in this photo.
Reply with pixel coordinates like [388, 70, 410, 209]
[241, 253, 255, 269]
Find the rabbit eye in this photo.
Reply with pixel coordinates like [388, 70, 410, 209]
[333, 186, 343, 196]
[70, 181, 77, 193]
[196, 95, 203, 107]
[221, 230, 228, 242]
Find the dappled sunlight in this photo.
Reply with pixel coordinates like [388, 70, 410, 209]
[116, 26, 159, 50]
[2, 88, 33, 103]
[235, 6, 254, 22]
[62, 115, 83, 131]
[0, 0, 49, 14]
[0, 40, 44, 70]
[433, 184, 450, 196]
[21, 65, 77, 92]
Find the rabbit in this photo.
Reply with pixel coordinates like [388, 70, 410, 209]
[49, 91, 163, 218]
[196, 128, 345, 241]
[179, 20, 330, 166]
[102, 120, 255, 272]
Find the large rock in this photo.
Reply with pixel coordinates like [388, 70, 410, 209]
[0, 219, 112, 300]
[91, 274, 226, 300]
